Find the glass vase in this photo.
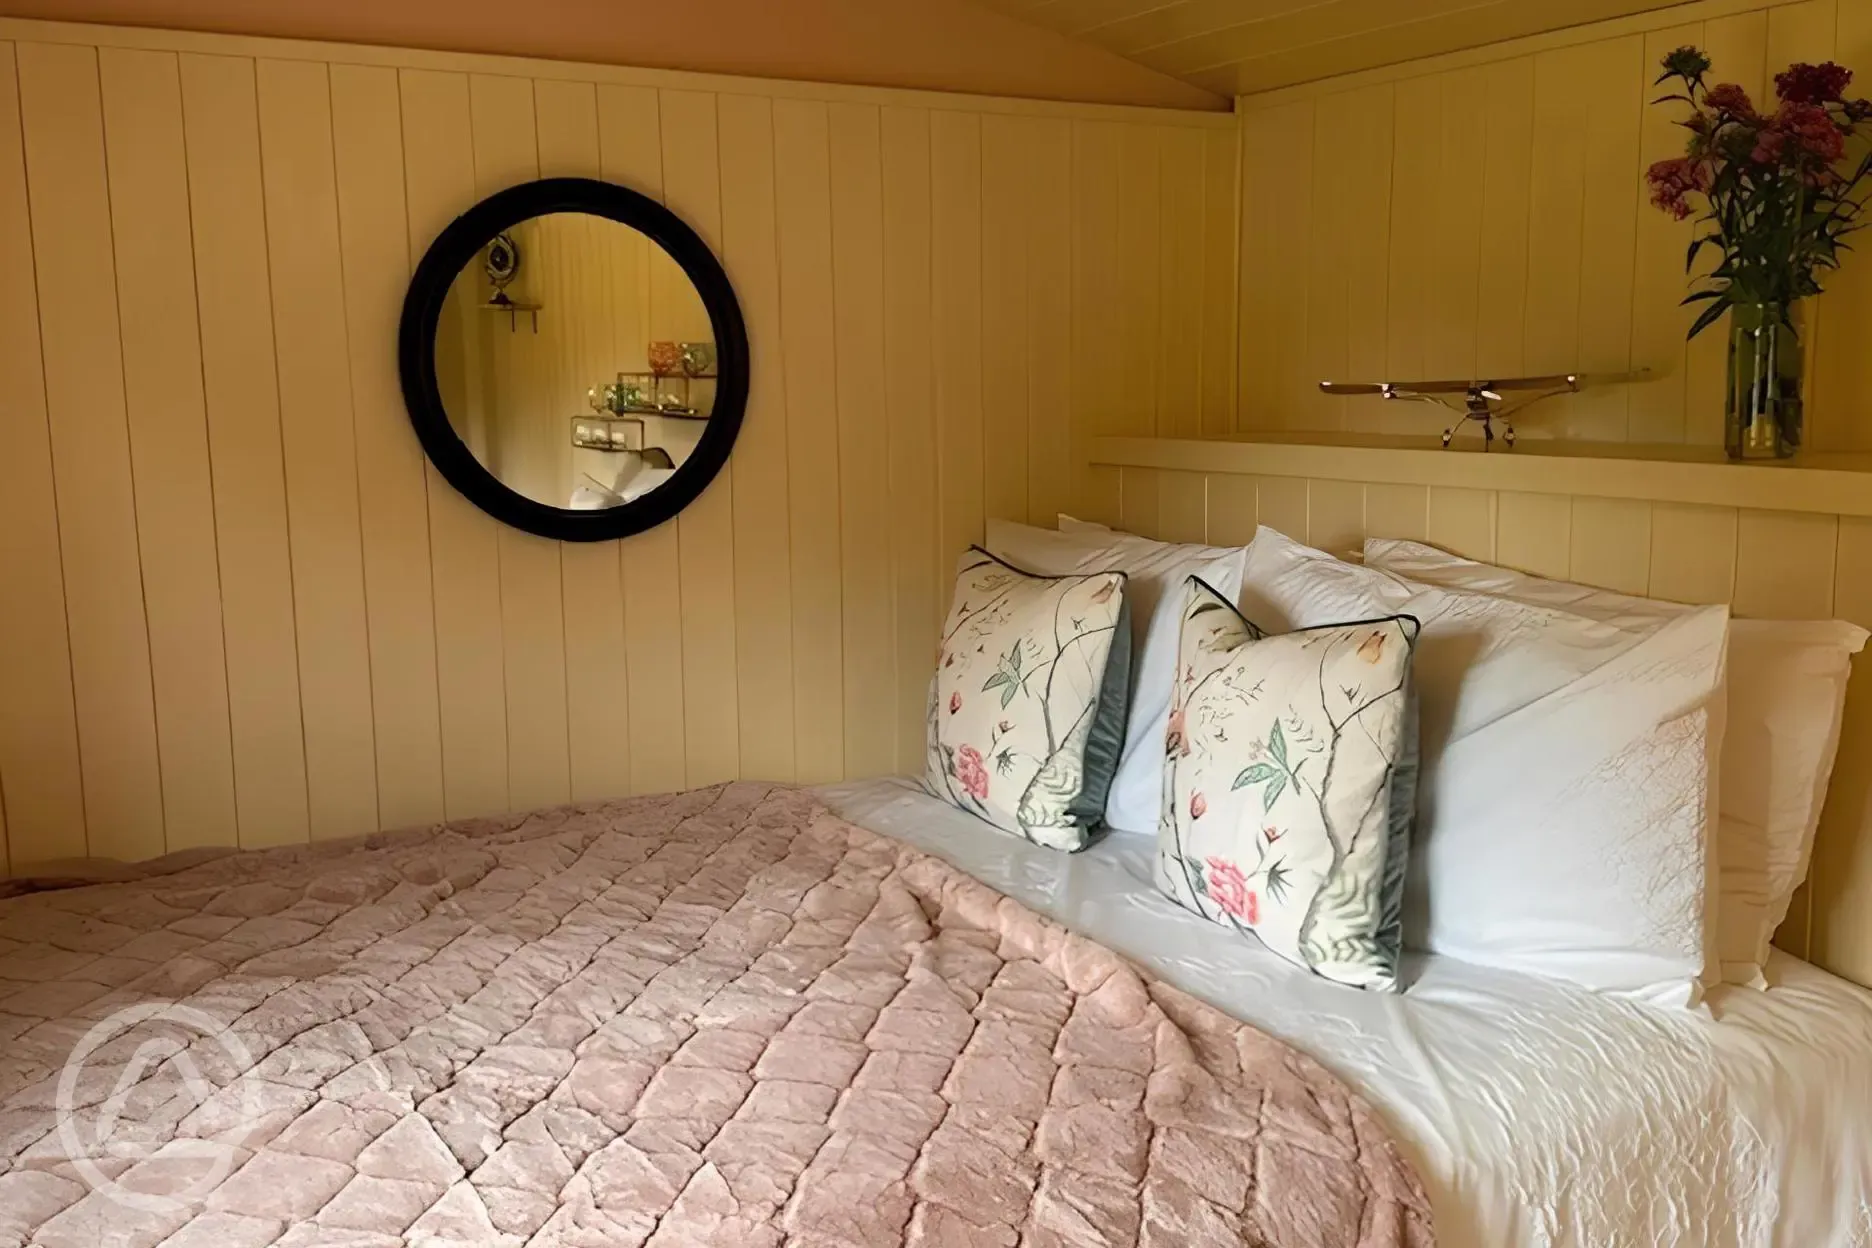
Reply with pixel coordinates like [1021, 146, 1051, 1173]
[1725, 301, 1803, 460]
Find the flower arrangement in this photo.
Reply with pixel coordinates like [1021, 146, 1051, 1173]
[1647, 47, 1872, 339]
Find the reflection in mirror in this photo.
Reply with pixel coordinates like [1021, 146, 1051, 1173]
[432, 210, 716, 512]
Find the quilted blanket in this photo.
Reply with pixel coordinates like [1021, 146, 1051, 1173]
[0, 783, 1433, 1246]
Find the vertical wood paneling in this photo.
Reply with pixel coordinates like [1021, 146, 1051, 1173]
[1569, 35, 1646, 441]
[1205, 475, 1256, 545]
[182, 52, 310, 848]
[0, 41, 86, 866]
[597, 83, 686, 796]
[257, 59, 381, 838]
[1522, 44, 1591, 434]
[471, 73, 570, 813]
[1335, 85, 1397, 436]
[1158, 471, 1207, 544]
[402, 69, 511, 818]
[535, 78, 633, 803]
[828, 101, 895, 781]
[1307, 480, 1364, 555]
[1256, 477, 1309, 540]
[1119, 468, 1163, 540]
[331, 64, 447, 828]
[1818, 0, 1872, 451]
[1116, 123, 1162, 439]
[1494, 492, 1573, 579]
[0, 23, 1241, 861]
[1240, 102, 1314, 428]
[1568, 497, 1652, 594]
[1474, 58, 1535, 382]
[1027, 117, 1074, 526]
[99, 48, 237, 851]
[1072, 121, 1121, 496]
[719, 93, 796, 784]
[1733, 510, 1839, 619]
[1427, 487, 1497, 561]
[661, 89, 739, 788]
[1306, 90, 1357, 434]
[1386, 77, 1440, 395]
[932, 112, 986, 562]
[981, 114, 1032, 515]
[20, 42, 166, 862]
[1199, 126, 1237, 438]
[1363, 483, 1429, 543]
[882, 106, 939, 775]
[773, 98, 844, 784]
[1648, 503, 1738, 604]
[1427, 67, 1487, 384]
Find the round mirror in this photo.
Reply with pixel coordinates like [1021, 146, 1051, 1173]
[399, 177, 748, 542]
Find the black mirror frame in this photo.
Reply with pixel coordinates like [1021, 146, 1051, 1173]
[398, 177, 750, 543]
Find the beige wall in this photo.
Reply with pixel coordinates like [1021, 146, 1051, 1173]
[0, 0, 1225, 110]
[0, 19, 1239, 868]
[1233, 0, 1872, 451]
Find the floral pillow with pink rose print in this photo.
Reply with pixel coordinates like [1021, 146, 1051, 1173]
[1158, 577, 1420, 991]
[925, 548, 1131, 852]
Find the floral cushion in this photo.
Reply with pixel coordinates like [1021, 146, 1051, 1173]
[1157, 577, 1420, 990]
[926, 548, 1131, 851]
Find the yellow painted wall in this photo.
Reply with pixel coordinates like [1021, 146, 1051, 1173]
[0, 19, 1239, 868]
[1235, 0, 1872, 451]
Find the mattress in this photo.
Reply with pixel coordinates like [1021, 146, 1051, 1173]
[818, 777, 1872, 1248]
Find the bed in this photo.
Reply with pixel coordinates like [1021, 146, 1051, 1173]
[819, 777, 1872, 1248]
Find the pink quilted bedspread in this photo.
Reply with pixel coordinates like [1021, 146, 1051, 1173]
[0, 783, 1433, 1246]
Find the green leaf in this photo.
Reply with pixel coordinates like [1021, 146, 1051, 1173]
[1264, 859, 1291, 904]
[1007, 644, 1022, 675]
[1000, 683, 1018, 710]
[1688, 296, 1732, 340]
[1269, 720, 1288, 768]
[982, 672, 1011, 692]
[1232, 763, 1278, 790]
[1262, 772, 1287, 813]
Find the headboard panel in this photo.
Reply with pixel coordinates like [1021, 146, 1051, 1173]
[1087, 435, 1872, 988]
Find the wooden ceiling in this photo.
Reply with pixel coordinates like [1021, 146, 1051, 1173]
[976, 0, 1700, 96]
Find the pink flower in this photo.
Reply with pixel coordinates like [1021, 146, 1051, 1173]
[1779, 101, 1846, 163]
[1646, 157, 1711, 220]
[954, 745, 989, 801]
[1189, 791, 1207, 820]
[1776, 61, 1854, 105]
[1704, 82, 1758, 118]
[1204, 857, 1258, 925]
[948, 692, 962, 715]
[1165, 708, 1190, 758]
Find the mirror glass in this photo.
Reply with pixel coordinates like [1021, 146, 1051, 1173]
[432, 210, 719, 512]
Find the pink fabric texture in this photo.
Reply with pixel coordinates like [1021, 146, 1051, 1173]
[0, 783, 1433, 1245]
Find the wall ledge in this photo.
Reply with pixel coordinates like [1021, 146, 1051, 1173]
[1090, 432, 1872, 520]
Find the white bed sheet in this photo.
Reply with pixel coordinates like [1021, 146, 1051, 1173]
[817, 777, 1872, 1248]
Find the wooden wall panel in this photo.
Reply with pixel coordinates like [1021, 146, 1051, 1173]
[20, 43, 165, 863]
[0, 17, 1234, 864]
[98, 48, 238, 851]
[331, 63, 447, 830]
[1235, 0, 1870, 450]
[0, 41, 86, 868]
[258, 59, 382, 838]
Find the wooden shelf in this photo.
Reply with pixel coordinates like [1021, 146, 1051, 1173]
[1090, 432, 1872, 520]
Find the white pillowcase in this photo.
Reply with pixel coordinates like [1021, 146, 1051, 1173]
[1363, 536, 1867, 988]
[1241, 527, 1729, 1006]
[985, 519, 1247, 835]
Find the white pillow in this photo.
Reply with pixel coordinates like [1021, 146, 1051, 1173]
[1364, 536, 1867, 988]
[985, 519, 1247, 834]
[1242, 527, 1729, 1006]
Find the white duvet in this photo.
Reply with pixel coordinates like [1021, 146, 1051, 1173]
[818, 778, 1872, 1248]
